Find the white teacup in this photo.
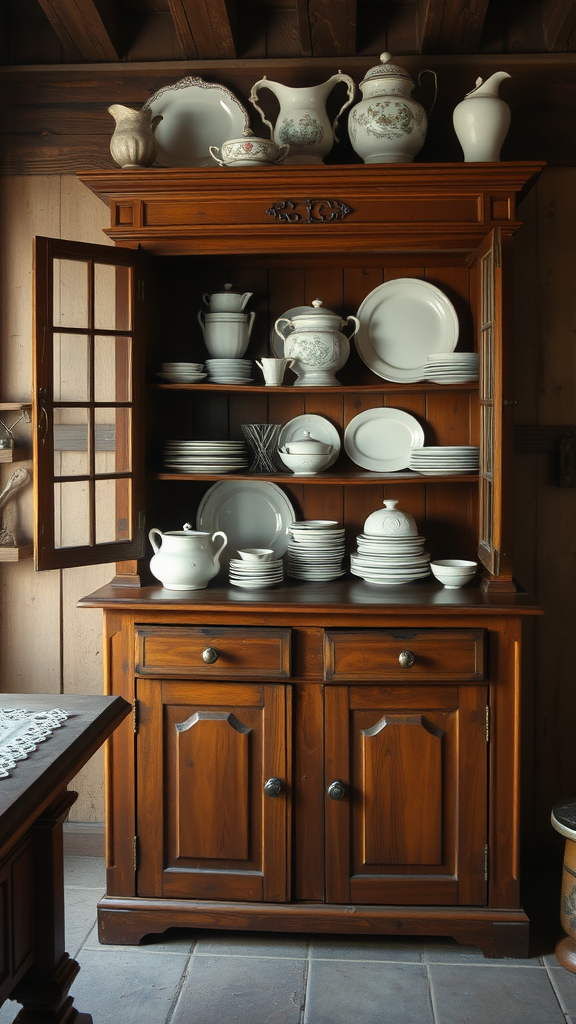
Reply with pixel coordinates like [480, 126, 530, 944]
[237, 548, 275, 561]
[256, 357, 295, 386]
[209, 137, 289, 167]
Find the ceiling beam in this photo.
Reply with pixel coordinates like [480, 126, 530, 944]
[309, 0, 357, 57]
[417, 0, 490, 54]
[166, 0, 237, 60]
[544, 0, 576, 51]
[36, 0, 122, 62]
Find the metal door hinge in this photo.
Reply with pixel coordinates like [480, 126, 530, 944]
[484, 844, 489, 882]
[485, 705, 490, 743]
[134, 835, 139, 872]
[133, 698, 138, 734]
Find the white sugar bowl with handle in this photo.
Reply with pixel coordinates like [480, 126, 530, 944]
[149, 523, 227, 590]
[274, 299, 359, 386]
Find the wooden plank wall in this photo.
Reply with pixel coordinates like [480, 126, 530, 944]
[0, 165, 575, 857]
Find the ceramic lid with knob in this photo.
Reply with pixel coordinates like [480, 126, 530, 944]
[282, 431, 332, 455]
[363, 499, 418, 537]
[359, 52, 415, 88]
[288, 299, 346, 329]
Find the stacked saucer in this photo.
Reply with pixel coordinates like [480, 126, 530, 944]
[163, 440, 249, 473]
[424, 352, 479, 383]
[228, 556, 284, 589]
[350, 499, 430, 586]
[409, 446, 480, 475]
[286, 520, 346, 581]
[157, 362, 207, 382]
[205, 358, 253, 384]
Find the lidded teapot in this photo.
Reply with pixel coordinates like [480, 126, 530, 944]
[274, 299, 359, 387]
[148, 523, 227, 590]
[348, 53, 431, 164]
[203, 283, 253, 312]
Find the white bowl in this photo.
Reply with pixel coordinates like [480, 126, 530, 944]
[278, 451, 332, 476]
[430, 560, 478, 588]
[237, 548, 275, 561]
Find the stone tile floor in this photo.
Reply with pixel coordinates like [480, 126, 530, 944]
[2, 858, 576, 1023]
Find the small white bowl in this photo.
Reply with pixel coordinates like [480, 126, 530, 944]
[278, 451, 332, 476]
[237, 548, 275, 561]
[430, 559, 478, 589]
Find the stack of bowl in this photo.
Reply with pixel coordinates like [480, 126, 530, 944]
[350, 499, 431, 586]
[286, 521, 346, 581]
[430, 559, 477, 589]
[228, 548, 284, 589]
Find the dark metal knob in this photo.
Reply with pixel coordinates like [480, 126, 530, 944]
[264, 777, 283, 797]
[328, 780, 346, 801]
[202, 647, 219, 664]
[398, 650, 415, 669]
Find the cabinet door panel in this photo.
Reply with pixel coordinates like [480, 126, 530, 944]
[325, 685, 487, 906]
[136, 679, 290, 902]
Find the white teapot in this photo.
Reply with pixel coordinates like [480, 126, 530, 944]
[274, 299, 359, 386]
[149, 523, 227, 590]
[203, 283, 252, 312]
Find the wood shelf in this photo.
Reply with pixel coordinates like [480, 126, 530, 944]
[0, 544, 33, 562]
[150, 382, 480, 394]
[0, 448, 30, 464]
[151, 471, 479, 484]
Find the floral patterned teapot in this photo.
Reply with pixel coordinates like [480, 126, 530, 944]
[274, 299, 359, 387]
[348, 53, 435, 164]
[249, 73, 355, 164]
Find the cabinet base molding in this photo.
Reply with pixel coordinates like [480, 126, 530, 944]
[97, 896, 529, 959]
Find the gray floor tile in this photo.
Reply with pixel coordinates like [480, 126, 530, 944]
[69, 947, 189, 1024]
[83, 923, 195, 954]
[546, 964, 576, 1015]
[422, 938, 543, 966]
[429, 963, 566, 1024]
[171, 954, 306, 1024]
[65, 886, 105, 958]
[194, 930, 308, 958]
[304, 960, 434, 1024]
[64, 855, 106, 888]
[309, 935, 422, 962]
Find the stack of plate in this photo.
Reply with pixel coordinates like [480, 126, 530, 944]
[424, 352, 479, 384]
[163, 440, 249, 473]
[409, 446, 480, 475]
[228, 557, 284, 589]
[205, 358, 253, 384]
[350, 533, 431, 586]
[157, 362, 207, 382]
[286, 521, 346, 581]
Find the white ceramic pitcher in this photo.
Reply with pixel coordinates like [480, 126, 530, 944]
[149, 523, 227, 590]
[453, 72, 511, 161]
[108, 104, 162, 169]
[249, 73, 356, 164]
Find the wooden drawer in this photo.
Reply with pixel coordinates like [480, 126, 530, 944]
[135, 626, 291, 679]
[324, 629, 485, 682]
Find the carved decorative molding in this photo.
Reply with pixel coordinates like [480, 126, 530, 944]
[265, 199, 352, 223]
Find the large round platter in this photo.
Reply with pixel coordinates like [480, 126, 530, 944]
[344, 408, 424, 472]
[196, 480, 295, 562]
[143, 76, 251, 168]
[355, 278, 459, 383]
[278, 414, 341, 470]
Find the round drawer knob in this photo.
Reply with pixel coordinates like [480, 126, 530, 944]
[264, 777, 283, 797]
[202, 647, 219, 664]
[398, 650, 415, 669]
[327, 780, 346, 801]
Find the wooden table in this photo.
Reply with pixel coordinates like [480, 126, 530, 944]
[0, 693, 130, 1023]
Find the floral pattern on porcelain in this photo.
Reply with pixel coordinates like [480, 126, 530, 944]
[278, 113, 325, 149]
[350, 100, 425, 141]
[286, 334, 339, 367]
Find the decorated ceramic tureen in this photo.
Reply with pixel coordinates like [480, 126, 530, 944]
[273, 299, 359, 386]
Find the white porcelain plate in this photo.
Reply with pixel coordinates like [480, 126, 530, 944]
[196, 480, 296, 562]
[355, 278, 459, 383]
[344, 408, 424, 472]
[143, 76, 251, 168]
[278, 415, 341, 470]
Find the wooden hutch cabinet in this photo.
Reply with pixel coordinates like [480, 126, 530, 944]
[33, 162, 543, 957]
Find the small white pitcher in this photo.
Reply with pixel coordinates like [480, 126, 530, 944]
[256, 357, 295, 386]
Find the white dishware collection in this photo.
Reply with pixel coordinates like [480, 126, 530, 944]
[408, 446, 480, 475]
[350, 500, 431, 586]
[228, 549, 284, 589]
[286, 521, 346, 582]
[162, 440, 248, 474]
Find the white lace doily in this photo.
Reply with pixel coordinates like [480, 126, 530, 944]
[0, 708, 69, 778]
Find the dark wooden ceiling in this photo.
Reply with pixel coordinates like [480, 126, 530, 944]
[1, 0, 576, 65]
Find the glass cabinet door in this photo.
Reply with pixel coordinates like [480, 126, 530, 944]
[33, 236, 146, 571]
